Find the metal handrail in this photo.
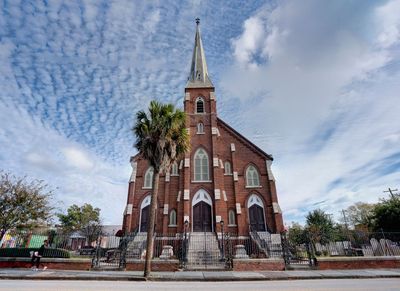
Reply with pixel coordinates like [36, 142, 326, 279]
[249, 226, 271, 257]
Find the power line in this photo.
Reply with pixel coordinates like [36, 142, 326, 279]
[383, 188, 399, 199]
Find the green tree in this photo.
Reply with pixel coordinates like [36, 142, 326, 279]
[133, 100, 189, 278]
[305, 209, 335, 244]
[57, 203, 102, 245]
[287, 222, 307, 245]
[0, 171, 53, 240]
[372, 193, 400, 232]
[342, 202, 375, 229]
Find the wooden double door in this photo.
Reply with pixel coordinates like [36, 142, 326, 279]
[193, 201, 212, 232]
[249, 204, 266, 231]
[140, 205, 149, 232]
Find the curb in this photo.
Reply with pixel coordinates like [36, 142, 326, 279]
[1, 274, 400, 282]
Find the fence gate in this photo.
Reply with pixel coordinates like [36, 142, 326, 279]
[91, 232, 135, 270]
[184, 232, 228, 270]
[281, 232, 314, 269]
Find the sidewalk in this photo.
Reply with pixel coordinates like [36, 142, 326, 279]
[0, 268, 400, 281]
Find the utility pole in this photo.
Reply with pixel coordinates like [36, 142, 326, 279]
[383, 188, 399, 199]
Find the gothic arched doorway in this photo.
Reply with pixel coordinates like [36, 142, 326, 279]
[139, 195, 151, 232]
[248, 194, 266, 231]
[192, 189, 213, 232]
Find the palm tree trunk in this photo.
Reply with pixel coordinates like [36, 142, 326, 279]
[144, 171, 160, 278]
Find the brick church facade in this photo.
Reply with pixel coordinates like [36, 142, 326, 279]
[122, 21, 284, 237]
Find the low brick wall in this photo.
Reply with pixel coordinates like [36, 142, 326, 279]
[232, 258, 285, 271]
[0, 258, 92, 270]
[0, 257, 180, 271]
[124, 259, 179, 271]
[317, 256, 400, 270]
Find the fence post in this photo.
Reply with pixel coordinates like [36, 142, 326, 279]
[280, 231, 290, 267]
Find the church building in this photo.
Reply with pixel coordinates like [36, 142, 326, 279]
[122, 20, 284, 239]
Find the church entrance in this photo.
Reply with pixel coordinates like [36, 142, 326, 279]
[249, 204, 266, 231]
[140, 205, 149, 232]
[192, 189, 213, 232]
[193, 201, 212, 232]
[247, 194, 267, 231]
[139, 195, 151, 232]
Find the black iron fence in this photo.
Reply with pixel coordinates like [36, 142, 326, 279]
[0, 229, 121, 259]
[2, 229, 399, 269]
[309, 231, 400, 257]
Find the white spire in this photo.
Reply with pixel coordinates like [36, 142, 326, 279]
[186, 18, 213, 88]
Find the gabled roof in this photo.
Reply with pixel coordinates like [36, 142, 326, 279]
[186, 18, 214, 89]
[217, 118, 273, 161]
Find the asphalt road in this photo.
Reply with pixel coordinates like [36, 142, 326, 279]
[0, 279, 399, 291]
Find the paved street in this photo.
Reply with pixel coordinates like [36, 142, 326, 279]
[0, 278, 399, 291]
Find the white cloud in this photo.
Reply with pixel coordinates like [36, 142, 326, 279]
[221, 0, 400, 223]
[62, 147, 94, 171]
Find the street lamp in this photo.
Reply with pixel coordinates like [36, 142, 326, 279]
[220, 220, 225, 261]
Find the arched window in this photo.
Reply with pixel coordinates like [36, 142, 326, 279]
[246, 165, 260, 187]
[228, 209, 236, 225]
[144, 167, 154, 188]
[169, 209, 177, 226]
[194, 148, 209, 181]
[171, 162, 178, 175]
[224, 161, 232, 175]
[197, 122, 204, 134]
[196, 97, 205, 113]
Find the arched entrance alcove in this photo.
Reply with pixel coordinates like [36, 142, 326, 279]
[139, 195, 151, 232]
[192, 189, 213, 232]
[247, 194, 266, 231]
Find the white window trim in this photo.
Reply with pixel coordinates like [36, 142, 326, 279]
[168, 224, 177, 227]
[246, 166, 260, 187]
[171, 163, 179, 176]
[197, 123, 205, 134]
[195, 97, 206, 114]
[245, 185, 262, 189]
[143, 167, 154, 189]
[169, 209, 177, 226]
[228, 224, 237, 227]
[193, 148, 210, 182]
[191, 180, 212, 183]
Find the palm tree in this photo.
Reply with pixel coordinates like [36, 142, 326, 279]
[133, 100, 189, 278]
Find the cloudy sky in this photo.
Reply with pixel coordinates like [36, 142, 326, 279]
[0, 0, 399, 225]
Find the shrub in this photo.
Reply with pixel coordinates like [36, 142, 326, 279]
[0, 248, 70, 258]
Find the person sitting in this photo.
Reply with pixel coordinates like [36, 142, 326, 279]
[31, 240, 48, 271]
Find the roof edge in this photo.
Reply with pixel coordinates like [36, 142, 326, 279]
[217, 118, 273, 161]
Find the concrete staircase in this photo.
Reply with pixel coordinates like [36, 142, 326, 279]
[126, 232, 147, 260]
[186, 232, 225, 270]
[252, 231, 283, 257]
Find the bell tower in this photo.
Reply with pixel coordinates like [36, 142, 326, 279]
[182, 19, 226, 232]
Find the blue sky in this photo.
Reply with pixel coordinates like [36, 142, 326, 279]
[0, 0, 399, 225]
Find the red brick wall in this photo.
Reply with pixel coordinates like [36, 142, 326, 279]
[232, 259, 285, 271]
[0, 259, 179, 271]
[123, 86, 284, 235]
[317, 257, 400, 270]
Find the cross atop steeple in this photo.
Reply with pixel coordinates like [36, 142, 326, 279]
[186, 19, 214, 88]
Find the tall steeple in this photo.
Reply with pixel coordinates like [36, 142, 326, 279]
[186, 18, 214, 88]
